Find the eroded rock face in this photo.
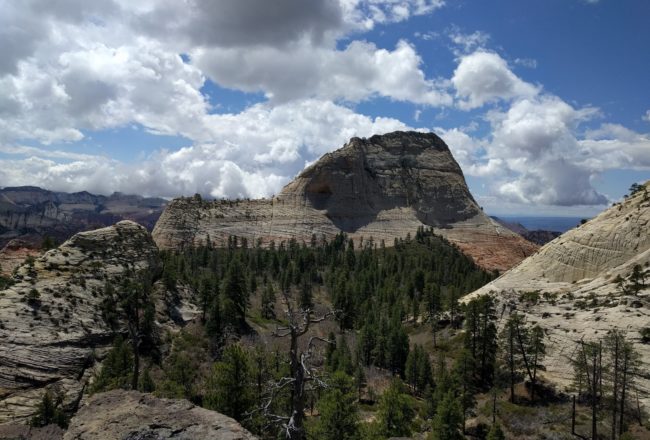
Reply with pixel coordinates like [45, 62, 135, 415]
[0, 239, 41, 276]
[0, 221, 161, 424]
[465, 182, 650, 412]
[0, 186, 167, 249]
[153, 132, 537, 271]
[63, 390, 257, 440]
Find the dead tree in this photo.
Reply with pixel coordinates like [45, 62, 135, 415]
[261, 290, 335, 440]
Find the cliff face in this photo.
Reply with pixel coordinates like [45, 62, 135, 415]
[0, 186, 167, 248]
[465, 182, 650, 410]
[153, 132, 537, 271]
[0, 221, 166, 424]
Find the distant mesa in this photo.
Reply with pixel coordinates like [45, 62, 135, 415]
[490, 216, 561, 245]
[153, 131, 538, 272]
[0, 186, 168, 274]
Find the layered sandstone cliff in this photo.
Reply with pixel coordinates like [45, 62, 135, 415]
[153, 132, 537, 271]
[0, 221, 164, 424]
[465, 182, 650, 410]
[0, 186, 167, 249]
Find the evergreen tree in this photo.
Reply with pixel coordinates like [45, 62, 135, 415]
[30, 390, 68, 428]
[221, 260, 248, 328]
[205, 344, 254, 421]
[260, 283, 276, 319]
[499, 312, 525, 403]
[375, 379, 414, 438]
[354, 361, 366, 402]
[92, 335, 133, 392]
[430, 391, 464, 440]
[487, 423, 506, 440]
[139, 367, 155, 393]
[310, 372, 360, 440]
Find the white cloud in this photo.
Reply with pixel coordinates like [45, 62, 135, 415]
[514, 57, 538, 69]
[193, 39, 451, 105]
[448, 29, 490, 55]
[643, 110, 650, 122]
[0, 0, 449, 147]
[0, 99, 413, 198]
[452, 51, 539, 110]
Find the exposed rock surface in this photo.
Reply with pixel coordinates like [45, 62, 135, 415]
[0, 423, 64, 440]
[153, 132, 537, 271]
[0, 186, 166, 249]
[63, 390, 257, 440]
[465, 182, 650, 411]
[0, 221, 163, 424]
[0, 240, 41, 276]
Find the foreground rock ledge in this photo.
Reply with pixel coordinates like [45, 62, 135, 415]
[63, 390, 257, 440]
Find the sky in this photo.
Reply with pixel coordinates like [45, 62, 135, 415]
[0, 0, 649, 216]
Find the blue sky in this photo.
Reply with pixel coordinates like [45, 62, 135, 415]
[0, 0, 648, 216]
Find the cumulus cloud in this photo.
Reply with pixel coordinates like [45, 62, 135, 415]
[193, 39, 451, 105]
[442, 51, 647, 208]
[452, 51, 539, 109]
[0, 0, 644, 213]
[0, 99, 412, 198]
[0, 0, 449, 146]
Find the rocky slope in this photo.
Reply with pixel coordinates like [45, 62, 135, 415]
[0, 240, 40, 277]
[153, 132, 537, 271]
[465, 182, 650, 409]
[63, 390, 257, 440]
[0, 186, 167, 248]
[0, 221, 192, 424]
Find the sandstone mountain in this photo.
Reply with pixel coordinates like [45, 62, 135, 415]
[153, 131, 537, 271]
[0, 186, 167, 249]
[0, 221, 195, 424]
[62, 390, 257, 440]
[465, 181, 650, 408]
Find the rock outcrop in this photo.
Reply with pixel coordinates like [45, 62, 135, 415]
[63, 390, 257, 440]
[465, 182, 650, 411]
[0, 186, 167, 249]
[153, 132, 537, 271]
[0, 240, 40, 277]
[0, 221, 162, 424]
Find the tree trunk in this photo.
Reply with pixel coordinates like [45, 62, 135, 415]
[619, 351, 628, 437]
[572, 395, 577, 436]
[592, 350, 597, 440]
[611, 336, 619, 440]
[288, 330, 305, 440]
[509, 329, 515, 403]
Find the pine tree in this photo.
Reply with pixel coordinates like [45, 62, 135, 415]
[204, 344, 254, 421]
[221, 259, 248, 328]
[499, 312, 525, 403]
[30, 389, 68, 428]
[260, 283, 276, 319]
[92, 335, 133, 392]
[431, 391, 464, 440]
[487, 423, 506, 440]
[310, 372, 360, 440]
[375, 379, 414, 438]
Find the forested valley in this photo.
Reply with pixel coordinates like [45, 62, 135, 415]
[72, 227, 647, 440]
